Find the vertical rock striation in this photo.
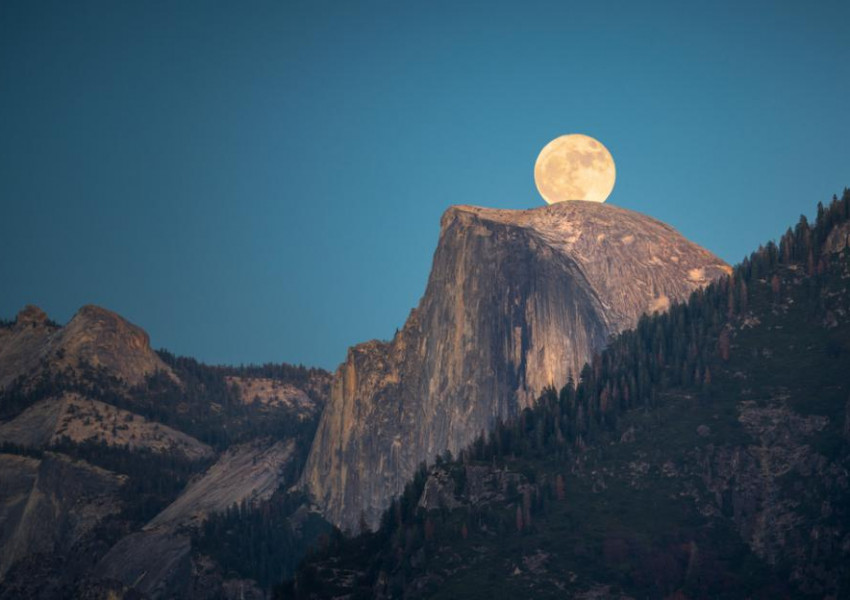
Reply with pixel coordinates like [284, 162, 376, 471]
[303, 201, 730, 530]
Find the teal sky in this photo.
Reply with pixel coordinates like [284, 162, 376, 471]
[1, 1, 848, 370]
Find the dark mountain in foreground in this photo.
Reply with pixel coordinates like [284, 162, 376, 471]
[303, 201, 730, 531]
[281, 190, 850, 599]
[0, 305, 332, 598]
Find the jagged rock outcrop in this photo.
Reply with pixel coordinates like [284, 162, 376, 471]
[0, 306, 61, 391]
[303, 200, 730, 530]
[0, 304, 175, 390]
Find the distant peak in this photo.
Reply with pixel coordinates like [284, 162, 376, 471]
[66, 304, 152, 348]
[75, 304, 120, 320]
[15, 305, 49, 326]
[69, 304, 144, 330]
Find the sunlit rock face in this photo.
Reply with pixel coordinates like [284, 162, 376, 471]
[302, 201, 730, 531]
[0, 304, 176, 390]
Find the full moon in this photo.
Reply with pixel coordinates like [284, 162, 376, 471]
[534, 134, 616, 204]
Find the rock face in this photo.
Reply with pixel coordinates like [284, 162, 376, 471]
[0, 306, 61, 391]
[146, 438, 296, 530]
[824, 220, 850, 254]
[96, 529, 193, 599]
[0, 393, 213, 461]
[0, 304, 175, 390]
[0, 452, 125, 578]
[94, 438, 298, 598]
[226, 376, 323, 420]
[302, 201, 731, 530]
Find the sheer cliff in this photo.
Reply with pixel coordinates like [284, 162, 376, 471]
[302, 200, 730, 530]
[286, 191, 850, 599]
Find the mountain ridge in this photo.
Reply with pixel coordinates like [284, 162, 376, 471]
[0, 303, 176, 391]
[0, 303, 333, 598]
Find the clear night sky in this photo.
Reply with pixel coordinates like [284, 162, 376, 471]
[1, 1, 848, 370]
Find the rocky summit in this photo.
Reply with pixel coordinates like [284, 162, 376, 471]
[302, 200, 731, 531]
[0, 304, 175, 390]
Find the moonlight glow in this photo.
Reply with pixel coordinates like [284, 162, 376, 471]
[534, 134, 616, 204]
